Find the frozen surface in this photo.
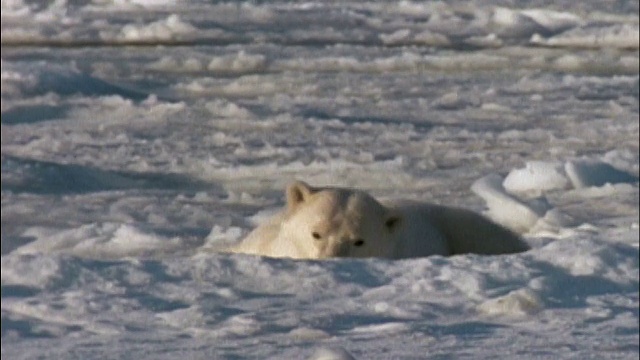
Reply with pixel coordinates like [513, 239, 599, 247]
[1, 1, 639, 359]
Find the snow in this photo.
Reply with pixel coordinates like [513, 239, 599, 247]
[1, 1, 639, 359]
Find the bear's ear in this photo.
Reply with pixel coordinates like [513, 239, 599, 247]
[286, 181, 316, 211]
[384, 214, 401, 233]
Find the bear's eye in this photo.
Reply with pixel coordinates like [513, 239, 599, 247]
[385, 217, 400, 229]
[312, 232, 322, 240]
[353, 239, 365, 247]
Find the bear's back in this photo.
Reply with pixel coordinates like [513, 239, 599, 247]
[383, 200, 529, 257]
[383, 200, 451, 258]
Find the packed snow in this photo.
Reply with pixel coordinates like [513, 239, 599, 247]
[1, 1, 638, 359]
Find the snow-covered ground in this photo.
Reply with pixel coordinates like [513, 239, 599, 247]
[1, 1, 638, 359]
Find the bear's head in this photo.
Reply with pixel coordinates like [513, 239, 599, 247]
[280, 181, 400, 258]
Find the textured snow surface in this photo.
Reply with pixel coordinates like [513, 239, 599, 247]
[1, 1, 639, 359]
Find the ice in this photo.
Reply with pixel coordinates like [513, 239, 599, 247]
[202, 225, 244, 251]
[412, 30, 451, 46]
[532, 24, 640, 49]
[14, 223, 186, 259]
[565, 160, 638, 189]
[1, 0, 31, 17]
[471, 174, 545, 233]
[112, 0, 178, 7]
[1, 254, 62, 288]
[519, 9, 583, 33]
[308, 347, 356, 360]
[491, 7, 582, 38]
[477, 288, 542, 316]
[503, 161, 569, 195]
[379, 29, 412, 45]
[205, 99, 254, 119]
[475, 158, 637, 233]
[1, 0, 638, 359]
[110, 14, 197, 42]
[288, 327, 332, 341]
[207, 51, 267, 74]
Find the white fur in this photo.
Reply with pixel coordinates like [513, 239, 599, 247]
[226, 181, 529, 259]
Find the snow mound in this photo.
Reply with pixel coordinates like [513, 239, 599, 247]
[535, 238, 639, 281]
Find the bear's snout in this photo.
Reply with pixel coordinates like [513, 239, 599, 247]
[317, 237, 360, 258]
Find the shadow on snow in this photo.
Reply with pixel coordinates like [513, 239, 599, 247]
[1, 156, 212, 195]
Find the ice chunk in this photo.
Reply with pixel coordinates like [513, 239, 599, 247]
[478, 288, 542, 316]
[491, 7, 544, 37]
[431, 91, 473, 110]
[0, 254, 62, 288]
[413, 30, 450, 46]
[520, 9, 582, 33]
[471, 174, 545, 233]
[115, 15, 197, 42]
[465, 33, 503, 48]
[205, 99, 254, 119]
[503, 161, 569, 196]
[309, 347, 356, 360]
[203, 225, 244, 250]
[207, 51, 267, 73]
[491, 8, 580, 38]
[288, 327, 331, 341]
[531, 24, 639, 49]
[602, 149, 640, 175]
[379, 29, 411, 45]
[15, 223, 185, 259]
[564, 160, 637, 189]
[528, 208, 577, 234]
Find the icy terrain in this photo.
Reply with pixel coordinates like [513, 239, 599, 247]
[1, 1, 639, 359]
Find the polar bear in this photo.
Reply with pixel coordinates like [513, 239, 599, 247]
[226, 181, 529, 259]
